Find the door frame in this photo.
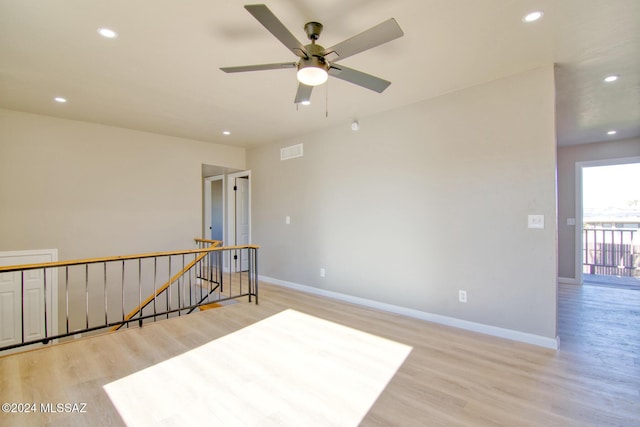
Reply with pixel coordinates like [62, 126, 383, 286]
[574, 156, 640, 285]
[203, 171, 251, 272]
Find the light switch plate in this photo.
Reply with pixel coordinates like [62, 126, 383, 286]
[528, 214, 544, 229]
[567, 218, 576, 226]
[285, 216, 291, 225]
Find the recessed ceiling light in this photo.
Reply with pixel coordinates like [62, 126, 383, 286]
[222, 131, 231, 135]
[607, 130, 617, 135]
[54, 97, 67, 103]
[98, 28, 118, 39]
[604, 75, 619, 83]
[301, 100, 311, 106]
[523, 11, 544, 22]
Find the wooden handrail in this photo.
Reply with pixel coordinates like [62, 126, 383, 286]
[0, 242, 260, 273]
[110, 252, 208, 331]
[109, 241, 221, 331]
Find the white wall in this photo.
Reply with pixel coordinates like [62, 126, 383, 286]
[248, 66, 558, 340]
[557, 137, 640, 280]
[0, 109, 245, 259]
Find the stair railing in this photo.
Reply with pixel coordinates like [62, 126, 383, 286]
[0, 239, 259, 353]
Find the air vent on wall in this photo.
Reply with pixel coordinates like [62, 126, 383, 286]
[280, 143, 303, 161]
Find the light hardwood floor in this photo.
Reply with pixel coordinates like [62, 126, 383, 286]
[0, 282, 638, 426]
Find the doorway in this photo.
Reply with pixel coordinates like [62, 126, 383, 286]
[203, 170, 251, 272]
[204, 175, 225, 243]
[576, 158, 640, 288]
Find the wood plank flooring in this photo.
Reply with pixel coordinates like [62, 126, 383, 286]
[0, 282, 638, 426]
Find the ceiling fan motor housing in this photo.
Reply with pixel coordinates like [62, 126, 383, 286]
[304, 22, 323, 40]
[298, 43, 329, 70]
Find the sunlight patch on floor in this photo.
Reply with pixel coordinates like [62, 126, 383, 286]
[104, 309, 412, 426]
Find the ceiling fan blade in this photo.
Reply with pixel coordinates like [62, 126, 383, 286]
[220, 62, 297, 73]
[329, 65, 391, 93]
[294, 83, 313, 104]
[245, 4, 309, 58]
[322, 18, 403, 62]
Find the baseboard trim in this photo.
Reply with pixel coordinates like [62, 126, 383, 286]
[558, 276, 580, 286]
[260, 275, 559, 350]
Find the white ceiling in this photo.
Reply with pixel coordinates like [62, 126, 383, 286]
[1, 0, 638, 148]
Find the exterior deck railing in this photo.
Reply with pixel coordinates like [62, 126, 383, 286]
[0, 239, 259, 353]
[583, 228, 639, 277]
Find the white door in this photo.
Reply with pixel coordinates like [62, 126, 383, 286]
[235, 176, 250, 271]
[0, 250, 57, 351]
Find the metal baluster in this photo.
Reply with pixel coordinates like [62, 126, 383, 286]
[220, 249, 224, 294]
[65, 267, 69, 334]
[104, 263, 108, 327]
[227, 255, 231, 302]
[628, 230, 634, 270]
[153, 257, 157, 322]
[43, 268, 48, 340]
[596, 230, 606, 274]
[624, 230, 629, 269]
[198, 241, 203, 280]
[188, 254, 193, 308]
[217, 250, 222, 289]
[612, 229, 616, 273]
[122, 260, 126, 328]
[199, 252, 204, 303]
[584, 229, 588, 273]
[248, 249, 252, 303]
[21, 271, 25, 344]
[178, 255, 184, 315]
[603, 230, 613, 274]
[206, 246, 210, 288]
[167, 257, 171, 319]
[85, 264, 89, 330]
[610, 230, 615, 271]
[254, 248, 259, 305]
[138, 258, 142, 326]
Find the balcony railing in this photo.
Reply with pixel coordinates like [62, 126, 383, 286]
[0, 240, 259, 353]
[583, 228, 639, 277]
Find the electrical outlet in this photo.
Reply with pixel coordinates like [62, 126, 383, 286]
[320, 268, 326, 278]
[458, 290, 467, 303]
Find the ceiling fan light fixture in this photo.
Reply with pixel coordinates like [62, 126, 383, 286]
[297, 57, 329, 86]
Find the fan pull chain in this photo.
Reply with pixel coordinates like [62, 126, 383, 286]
[325, 78, 329, 118]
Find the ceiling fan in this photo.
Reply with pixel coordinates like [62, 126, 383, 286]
[220, 4, 404, 104]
